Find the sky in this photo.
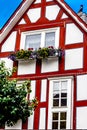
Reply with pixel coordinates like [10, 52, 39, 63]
[0, 0, 22, 29]
[65, 0, 87, 13]
[0, 0, 87, 29]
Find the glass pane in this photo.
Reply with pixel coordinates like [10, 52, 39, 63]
[53, 82, 60, 92]
[60, 121, 66, 129]
[52, 122, 58, 129]
[53, 93, 59, 98]
[60, 112, 66, 120]
[61, 99, 67, 106]
[53, 99, 59, 106]
[61, 93, 67, 97]
[61, 81, 67, 90]
[25, 34, 41, 50]
[53, 113, 58, 120]
[45, 32, 55, 47]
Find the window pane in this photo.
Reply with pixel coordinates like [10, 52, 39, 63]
[53, 82, 60, 92]
[25, 34, 41, 50]
[61, 99, 67, 106]
[61, 81, 67, 90]
[60, 112, 66, 120]
[52, 122, 58, 129]
[60, 121, 66, 129]
[53, 93, 59, 98]
[45, 32, 55, 47]
[53, 113, 58, 120]
[61, 93, 67, 97]
[53, 99, 59, 106]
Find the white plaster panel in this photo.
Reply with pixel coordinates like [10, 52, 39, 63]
[65, 23, 83, 44]
[65, 48, 83, 70]
[61, 13, 68, 19]
[41, 58, 59, 73]
[17, 60, 36, 75]
[1, 31, 17, 52]
[0, 58, 13, 70]
[77, 74, 87, 100]
[39, 108, 46, 129]
[76, 107, 87, 129]
[34, 0, 41, 4]
[5, 120, 22, 129]
[27, 8, 41, 23]
[30, 80, 36, 100]
[28, 80, 36, 129]
[46, 5, 60, 20]
[40, 79, 47, 102]
[28, 112, 34, 129]
[18, 18, 26, 24]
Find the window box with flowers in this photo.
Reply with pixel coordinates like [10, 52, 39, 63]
[8, 46, 64, 62]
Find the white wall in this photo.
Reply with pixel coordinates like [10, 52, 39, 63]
[28, 80, 36, 129]
[17, 60, 36, 75]
[0, 58, 13, 70]
[65, 48, 83, 70]
[5, 120, 22, 129]
[76, 107, 87, 129]
[65, 23, 83, 44]
[1, 31, 17, 52]
[77, 74, 87, 100]
[40, 79, 47, 102]
[27, 8, 41, 23]
[39, 108, 46, 129]
[46, 5, 60, 20]
[41, 57, 59, 73]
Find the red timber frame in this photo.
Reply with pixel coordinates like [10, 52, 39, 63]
[0, 0, 87, 129]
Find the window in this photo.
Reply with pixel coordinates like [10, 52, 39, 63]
[48, 77, 73, 129]
[53, 81, 67, 107]
[52, 112, 67, 129]
[20, 28, 60, 50]
[25, 34, 41, 50]
[45, 32, 55, 47]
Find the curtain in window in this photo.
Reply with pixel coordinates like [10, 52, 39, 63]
[25, 34, 41, 50]
[45, 32, 55, 47]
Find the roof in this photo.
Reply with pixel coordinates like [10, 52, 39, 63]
[0, 0, 87, 43]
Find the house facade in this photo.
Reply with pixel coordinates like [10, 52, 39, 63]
[0, 0, 87, 129]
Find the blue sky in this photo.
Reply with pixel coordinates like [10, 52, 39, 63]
[0, 0, 22, 29]
[65, 0, 87, 13]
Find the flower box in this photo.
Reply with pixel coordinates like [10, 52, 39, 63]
[8, 47, 64, 62]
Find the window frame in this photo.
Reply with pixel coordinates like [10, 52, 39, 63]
[20, 28, 60, 50]
[48, 76, 73, 129]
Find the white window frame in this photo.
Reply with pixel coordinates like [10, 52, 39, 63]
[48, 76, 73, 129]
[20, 27, 60, 50]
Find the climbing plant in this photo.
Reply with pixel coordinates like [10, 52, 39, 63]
[0, 61, 38, 127]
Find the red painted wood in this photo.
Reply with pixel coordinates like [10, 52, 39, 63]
[46, 80, 50, 130]
[73, 76, 77, 130]
[33, 80, 41, 129]
[22, 119, 28, 129]
[83, 32, 87, 71]
[15, 31, 21, 51]
[0, 0, 86, 129]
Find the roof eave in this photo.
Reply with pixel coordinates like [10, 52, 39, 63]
[0, 0, 35, 43]
[56, 0, 87, 32]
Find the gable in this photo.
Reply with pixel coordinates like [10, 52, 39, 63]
[0, 0, 87, 44]
[17, 0, 69, 26]
[16, 0, 86, 32]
